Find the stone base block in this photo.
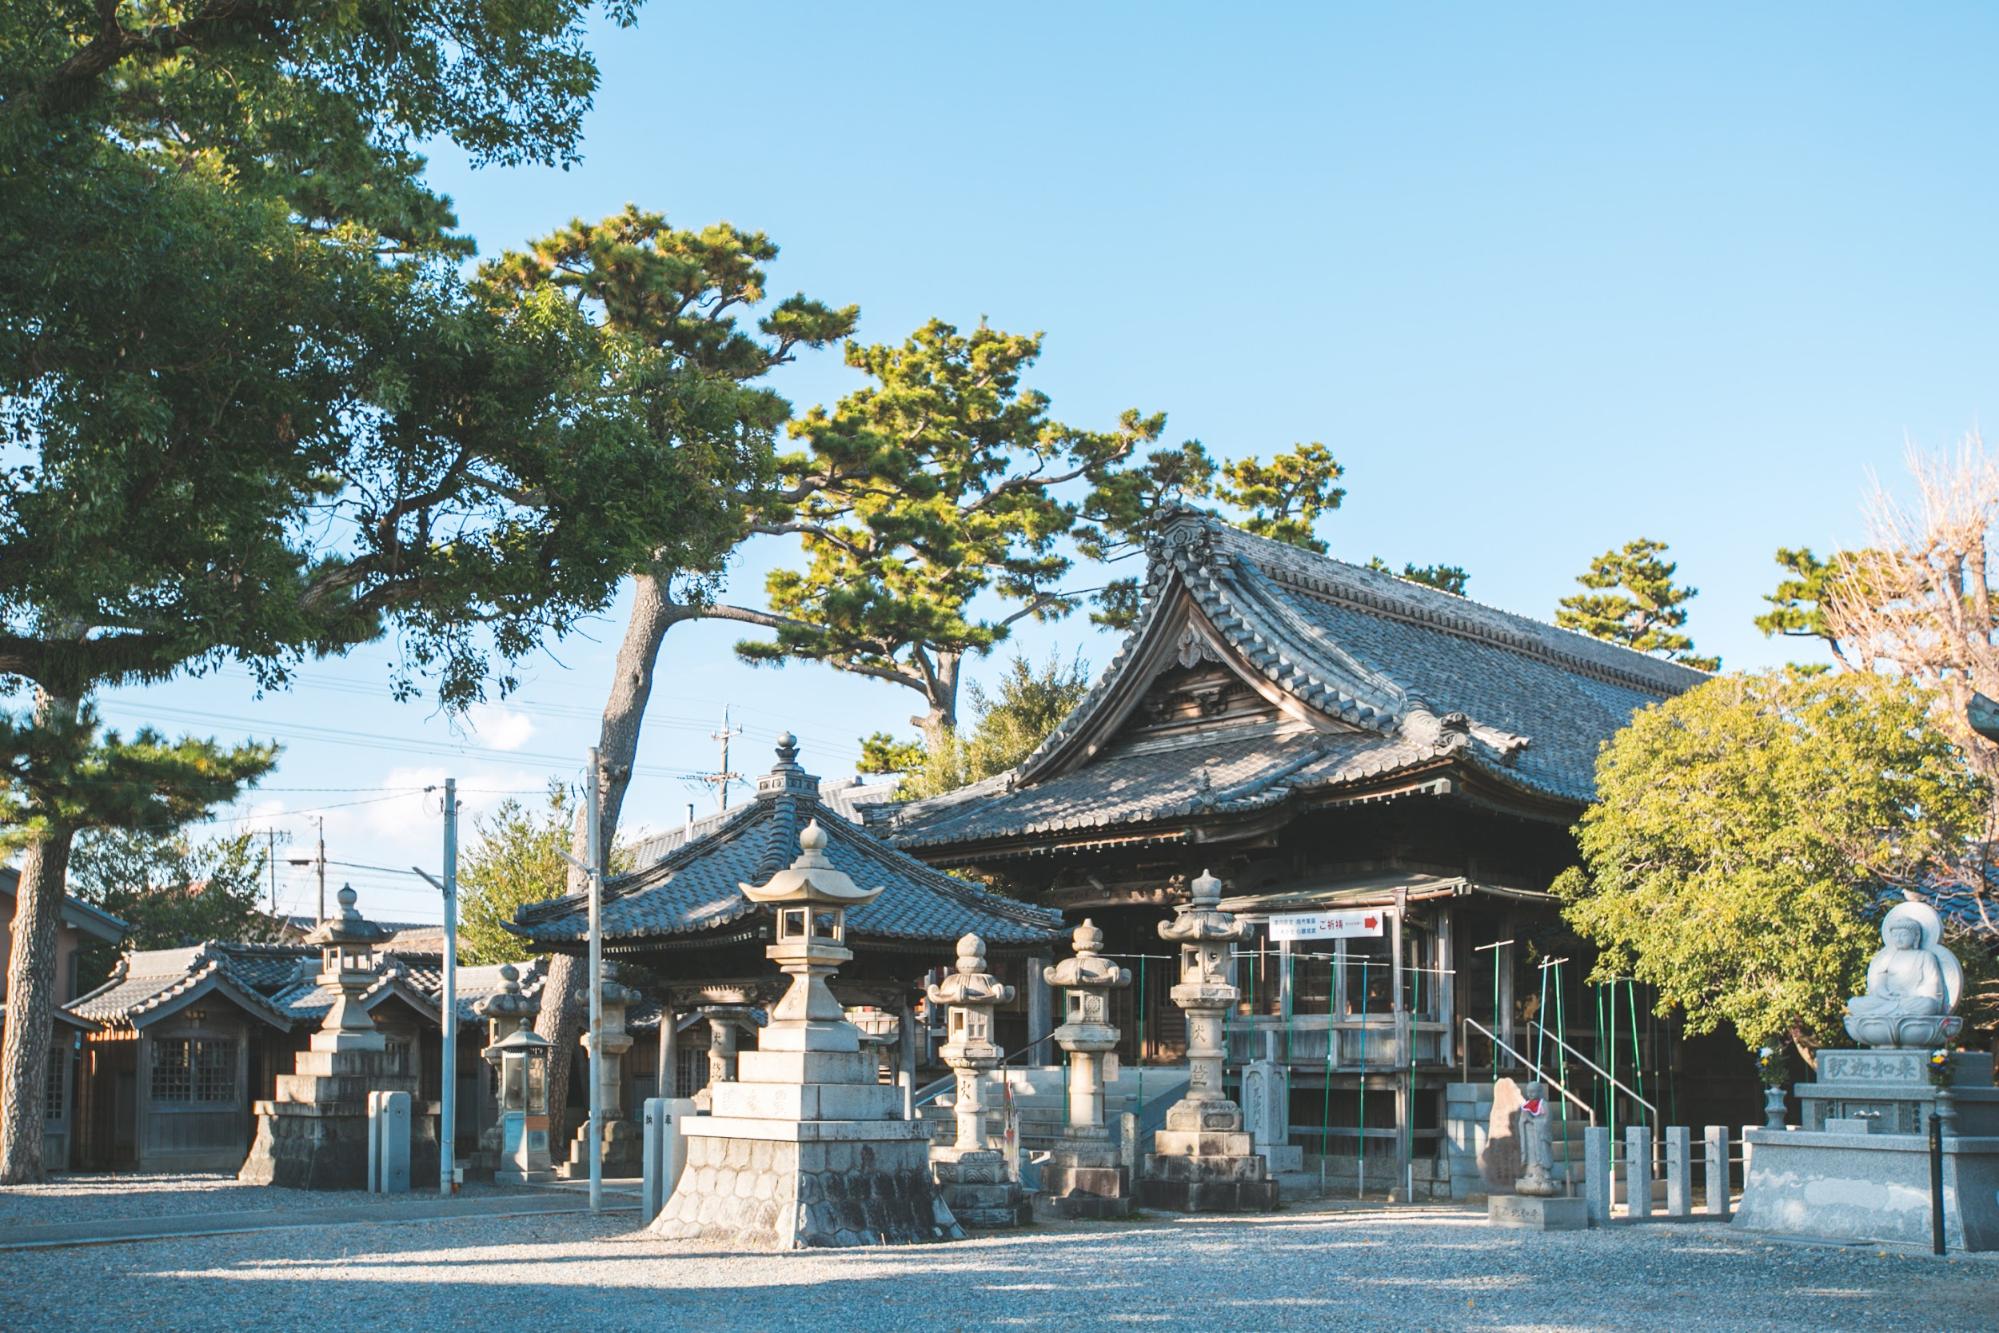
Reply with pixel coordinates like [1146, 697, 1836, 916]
[238, 1094, 439, 1191]
[1036, 1155, 1132, 1219]
[1261, 1144, 1306, 1173]
[1143, 1150, 1270, 1185]
[735, 1050, 875, 1086]
[1138, 1176, 1279, 1213]
[933, 1153, 1030, 1228]
[1489, 1194, 1589, 1230]
[1732, 1129, 1999, 1251]
[651, 1124, 963, 1249]
[1152, 1128, 1255, 1158]
[1165, 1099, 1245, 1133]
[713, 1080, 902, 1122]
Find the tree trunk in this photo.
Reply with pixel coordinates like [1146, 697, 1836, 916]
[913, 650, 962, 751]
[535, 569, 692, 1145]
[1786, 1025, 1819, 1074]
[0, 686, 82, 1185]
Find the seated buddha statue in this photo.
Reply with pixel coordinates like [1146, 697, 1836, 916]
[1844, 903, 1959, 1048]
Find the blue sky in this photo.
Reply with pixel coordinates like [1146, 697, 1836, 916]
[95, 3, 1999, 921]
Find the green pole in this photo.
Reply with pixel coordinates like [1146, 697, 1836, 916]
[1285, 951, 1295, 1064]
[1607, 981, 1618, 1159]
[1357, 959, 1370, 1197]
[1535, 961, 1550, 1068]
[1552, 961, 1572, 1183]
[1626, 977, 1644, 1130]
[1491, 944, 1502, 1080]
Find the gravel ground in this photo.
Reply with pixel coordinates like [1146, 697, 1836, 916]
[0, 1173, 539, 1228]
[2, 1203, 1993, 1331]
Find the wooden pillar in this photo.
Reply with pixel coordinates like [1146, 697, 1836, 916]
[1437, 908, 1457, 1069]
[1496, 910, 1517, 1063]
[898, 999, 918, 1118]
[1026, 953, 1053, 1058]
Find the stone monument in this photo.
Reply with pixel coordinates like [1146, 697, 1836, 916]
[1037, 920, 1135, 1219]
[650, 820, 962, 1247]
[477, 963, 555, 1184]
[925, 933, 1030, 1227]
[1488, 1081, 1586, 1229]
[1734, 901, 1999, 1250]
[1139, 870, 1277, 1212]
[560, 964, 642, 1178]
[239, 886, 435, 1189]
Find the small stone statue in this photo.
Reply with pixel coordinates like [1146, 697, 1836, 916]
[1844, 902, 1963, 1049]
[1515, 1081, 1558, 1197]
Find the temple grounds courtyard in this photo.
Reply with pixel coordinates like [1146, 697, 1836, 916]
[1, 1181, 1994, 1331]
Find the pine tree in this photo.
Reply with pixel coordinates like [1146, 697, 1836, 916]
[1555, 539, 1718, 670]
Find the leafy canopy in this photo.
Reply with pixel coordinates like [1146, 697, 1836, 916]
[862, 652, 1096, 798]
[1553, 669, 1985, 1057]
[66, 828, 284, 989]
[1554, 538, 1717, 671]
[458, 784, 633, 965]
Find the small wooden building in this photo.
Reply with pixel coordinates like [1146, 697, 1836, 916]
[874, 507, 1759, 1187]
[68, 946, 296, 1173]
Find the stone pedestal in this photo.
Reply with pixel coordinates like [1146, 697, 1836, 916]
[1138, 871, 1277, 1214]
[1489, 1193, 1588, 1230]
[1242, 1044, 1304, 1174]
[1036, 921, 1135, 1220]
[932, 1148, 1030, 1228]
[1796, 1049, 1999, 1136]
[1733, 1047, 1999, 1251]
[649, 810, 962, 1249]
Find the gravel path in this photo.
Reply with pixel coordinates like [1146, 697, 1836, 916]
[2, 1203, 1992, 1330]
[0, 1173, 539, 1228]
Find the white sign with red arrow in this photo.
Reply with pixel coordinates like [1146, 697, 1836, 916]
[1266, 909, 1387, 942]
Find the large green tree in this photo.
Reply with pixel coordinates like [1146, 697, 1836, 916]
[475, 208, 855, 1136]
[0, 1, 682, 1181]
[1555, 538, 1718, 670]
[65, 826, 284, 988]
[1553, 669, 1985, 1066]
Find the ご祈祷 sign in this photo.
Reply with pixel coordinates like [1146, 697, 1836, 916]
[1266, 909, 1386, 942]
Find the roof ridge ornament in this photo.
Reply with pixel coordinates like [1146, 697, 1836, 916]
[756, 730, 821, 802]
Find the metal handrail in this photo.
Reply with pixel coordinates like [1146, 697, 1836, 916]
[913, 1031, 1061, 1110]
[1461, 1017, 1596, 1126]
[1528, 1020, 1657, 1119]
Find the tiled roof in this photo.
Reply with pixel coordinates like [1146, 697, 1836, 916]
[69, 945, 295, 1030]
[879, 508, 1705, 850]
[512, 740, 1065, 949]
[269, 962, 441, 1026]
[0, 866, 130, 943]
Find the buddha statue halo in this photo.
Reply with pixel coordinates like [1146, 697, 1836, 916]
[1843, 901, 1964, 1049]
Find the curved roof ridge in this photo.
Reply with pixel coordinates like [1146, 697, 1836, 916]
[1167, 507, 1706, 695]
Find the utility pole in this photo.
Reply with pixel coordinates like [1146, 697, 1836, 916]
[315, 817, 327, 924]
[261, 828, 289, 918]
[558, 748, 606, 1213]
[413, 778, 460, 1196]
[707, 708, 744, 812]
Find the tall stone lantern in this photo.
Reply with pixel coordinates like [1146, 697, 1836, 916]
[562, 964, 642, 1177]
[478, 964, 555, 1184]
[1138, 869, 1277, 1211]
[926, 933, 1029, 1227]
[240, 885, 428, 1189]
[650, 816, 962, 1247]
[1038, 919, 1133, 1217]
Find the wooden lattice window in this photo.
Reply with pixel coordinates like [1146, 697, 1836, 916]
[152, 1038, 236, 1103]
[43, 1052, 64, 1121]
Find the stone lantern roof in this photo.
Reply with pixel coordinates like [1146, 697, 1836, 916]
[305, 883, 393, 951]
[1158, 869, 1249, 945]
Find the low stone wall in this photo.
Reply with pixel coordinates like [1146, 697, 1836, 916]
[653, 1131, 960, 1248]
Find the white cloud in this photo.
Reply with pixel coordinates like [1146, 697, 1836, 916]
[464, 703, 535, 752]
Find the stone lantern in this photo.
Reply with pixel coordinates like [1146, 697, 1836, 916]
[1139, 869, 1277, 1212]
[477, 963, 554, 1184]
[926, 934, 1028, 1227]
[562, 964, 642, 1177]
[313, 882, 394, 1055]
[651, 814, 962, 1247]
[239, 885, 430, 1189]
[1038, 919, 1133, 1217]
